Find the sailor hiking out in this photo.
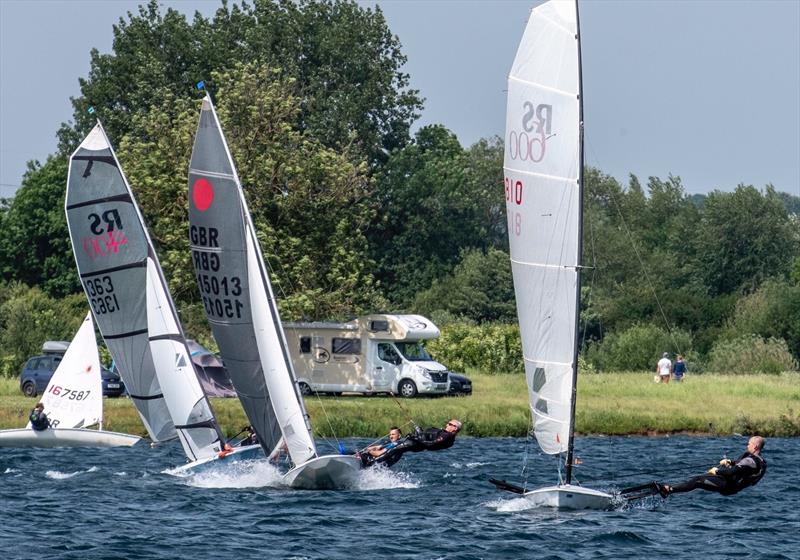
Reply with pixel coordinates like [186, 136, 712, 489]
[360, 419, 462, 468]
[655, 436, 767, 498]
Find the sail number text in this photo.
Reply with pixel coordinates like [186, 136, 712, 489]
[83, 275, 120, 315]
[505, 177, 523, 236]
[47, 385, 91, 401]
[196, 271, 245, 319]
[191, 226, 246, 319]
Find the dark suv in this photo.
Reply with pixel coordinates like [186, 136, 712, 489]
[19, 355, 125, 398]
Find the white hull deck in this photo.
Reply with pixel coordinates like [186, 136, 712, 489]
[0, 428, 141, 448]
[523, 484, 615, 510]
[169, 443, 265, 475]
[283, 455, 362, 490]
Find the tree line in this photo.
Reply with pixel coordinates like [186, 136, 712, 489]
[1, 0, 798, 375]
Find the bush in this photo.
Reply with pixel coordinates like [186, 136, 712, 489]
[427, 322, 522, 374]
[0, 284, 86, 376]
[584, 322, 694, 372]
[707, 334, 798, 374]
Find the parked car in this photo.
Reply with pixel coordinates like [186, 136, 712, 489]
[101, 367, 125, 398]
[447, 372, 472, 396]
[19, 355, 125, 398]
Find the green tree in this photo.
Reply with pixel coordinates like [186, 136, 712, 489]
[119, 62, 386, 321]
[0, 284, 86, 376]
[723, 278, 800, 361]
[58, 0, 421, 166]
[692, 185, 797, 296]
[370, 126, 502, 305]
[414, 248, 516, 323]
[0, 158, 78, 297]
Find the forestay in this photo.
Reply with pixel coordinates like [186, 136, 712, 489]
[66, 123, 225, 461]
[188, 95, 317, 465]
[504, 0, 581, 456]
[30, 312, 102, 430]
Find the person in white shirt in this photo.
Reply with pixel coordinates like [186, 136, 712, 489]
[656, 352, 672, 384]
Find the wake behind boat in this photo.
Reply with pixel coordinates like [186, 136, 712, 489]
[188, 94, 360, 490]
[0, 312, 140, 448]
[490, 0, 614, 510]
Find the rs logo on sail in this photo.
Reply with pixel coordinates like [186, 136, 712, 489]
[508, 101, 552, 163]
[81, 209, 129, 259]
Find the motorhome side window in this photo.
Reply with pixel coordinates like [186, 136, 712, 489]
[377, 343, 401, 365]
[369, 320, 390, 332]
[331, 338, 361, 355]
[299, 337, 311, 353]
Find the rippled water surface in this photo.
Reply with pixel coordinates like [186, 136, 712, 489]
[1, 435, 797, 559]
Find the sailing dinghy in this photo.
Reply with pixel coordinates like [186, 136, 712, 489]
[0, 312, 141, 448]
[490, 0, 615, 510]
[188, 95, 361, 489]
[65, 123, 262, 470]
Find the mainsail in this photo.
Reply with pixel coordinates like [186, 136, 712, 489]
[188, 95, 317, 465]
[504, 0, 582, 462]
[66, 123, 225, 461]
[30, 312, 103, 430]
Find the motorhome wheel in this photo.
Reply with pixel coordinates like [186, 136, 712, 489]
[398, 379, 417, 398]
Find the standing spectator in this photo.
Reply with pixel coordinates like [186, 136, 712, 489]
[673, 355, 687, 382]
[656, 352, 672, 384]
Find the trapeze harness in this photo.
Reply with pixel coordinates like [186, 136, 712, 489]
[669, 452, 767, 496]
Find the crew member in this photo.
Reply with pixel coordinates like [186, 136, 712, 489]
[29, 403, 50, 431]
[656, 436, 766, 498]
[373, 419, 462, 467]
[359, 427, 403, 467]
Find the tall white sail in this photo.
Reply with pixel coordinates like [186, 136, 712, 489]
[30, 312, 103, 430]
[504, 0, 581, 456]
[188, 95, 317, 466]
[66, 123, 225, 461]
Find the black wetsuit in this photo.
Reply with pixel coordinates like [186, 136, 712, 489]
[669, 451, 766, 496]
[29, 409, 50, 431]
[367, 427, 458, 467]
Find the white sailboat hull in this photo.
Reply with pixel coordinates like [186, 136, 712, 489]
[283, 455, 362, 490]
[169, 443, 265, 475]
[523, 484, 615, 510]
[0, 428, 141, 448]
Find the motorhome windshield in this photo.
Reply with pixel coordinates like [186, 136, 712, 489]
[394, 342, 433, 362]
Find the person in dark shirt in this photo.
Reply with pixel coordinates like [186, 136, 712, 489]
[29, 403, 50, 431]
[673, 355, 687, 382]
[368, 419, 462, 467]
[656, 436, 766, 497]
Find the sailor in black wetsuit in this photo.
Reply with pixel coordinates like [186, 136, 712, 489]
[29, 403, 50, 431]
[369, 419, 462, 467]
[657, 436, 766, 497]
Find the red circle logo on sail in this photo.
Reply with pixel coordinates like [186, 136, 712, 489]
[192, 178, 214, 211]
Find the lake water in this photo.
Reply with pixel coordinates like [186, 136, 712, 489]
[1, 435, 796, 559]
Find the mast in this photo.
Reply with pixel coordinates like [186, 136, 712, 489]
[565, 0, 585, 486]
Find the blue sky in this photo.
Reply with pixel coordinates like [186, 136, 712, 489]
[1, 0, 798, 198]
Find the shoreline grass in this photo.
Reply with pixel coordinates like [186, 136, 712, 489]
[1, 372, 798, 438]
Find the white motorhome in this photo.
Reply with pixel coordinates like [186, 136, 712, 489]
[283, 315, 450, 398]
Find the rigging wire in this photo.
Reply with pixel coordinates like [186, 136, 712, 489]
[582, 140, 684, 357]
[256, 234, 343, 453]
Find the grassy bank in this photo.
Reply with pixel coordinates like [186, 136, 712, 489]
[1, 373, 798, 438]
